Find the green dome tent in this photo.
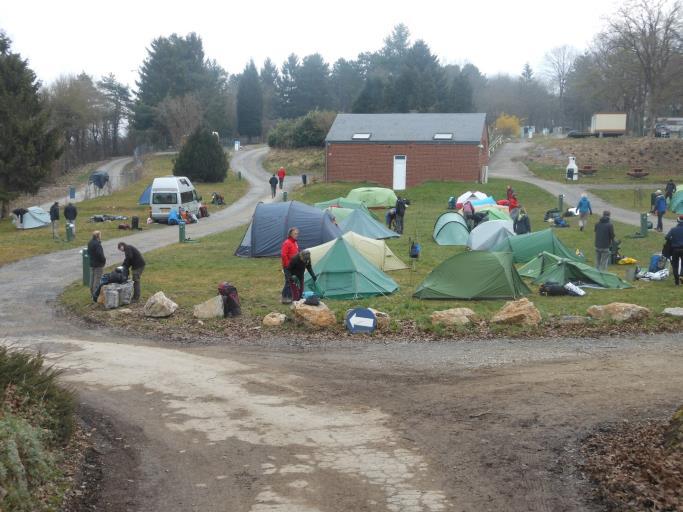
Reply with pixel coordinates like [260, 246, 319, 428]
[308, 231, 408, 271]
[670, 188, 683, 214]
[339, 209, 400, 239]
[323, 206, 355, 222]
[521, 252, 631, 289]
[413, 251, 530, 300]
[305, 238, 399, 299]
[492, 228, 582, 264]
[314, 197, 377, 219]
[346, 187, 398, 208]
[433, 212, 469, 246]
[477, 206, 512, 221]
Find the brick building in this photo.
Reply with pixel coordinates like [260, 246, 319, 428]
[325, 113, 489, 189]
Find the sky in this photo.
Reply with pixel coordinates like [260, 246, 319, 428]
[2, 0, 620, 91]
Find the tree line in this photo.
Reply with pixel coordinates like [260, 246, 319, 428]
[0, 0, 680, 214]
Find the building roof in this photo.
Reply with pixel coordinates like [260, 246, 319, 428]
[326, 113, 487, 144]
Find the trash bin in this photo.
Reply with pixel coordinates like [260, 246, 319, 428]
[66, 223, 74, 242]
[283, 191, 288, 202]
[302, 174, 307, 187]
[558, 194, 564, 213]
[132, 216, 139, 230]
[81, 248, 90, 286]
[68, 185, 76, 200]
[179, 221, 186, 243]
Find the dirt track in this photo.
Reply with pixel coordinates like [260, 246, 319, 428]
[1, 146, 682, 511]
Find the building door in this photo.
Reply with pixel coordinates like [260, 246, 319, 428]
[393, 155, 407, 190]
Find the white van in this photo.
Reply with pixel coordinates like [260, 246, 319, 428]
[150, 176, 201, 222]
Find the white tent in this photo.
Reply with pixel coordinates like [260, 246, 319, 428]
[467, 220, 515, 250]
[308, 232, 408, 271]
[456, 190, 488, 205]
[13, 207, 51, 229]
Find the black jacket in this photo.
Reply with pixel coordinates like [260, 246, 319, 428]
[514, 214, 531, 235]
[122, 245, 146, 270]
[87, 237, 106, 268]
[64, 204, 78, 221]
[594, 216, 615, 249]
[49, 203, 59, 221]
[395, 198, 407, 216]
[665, 181, 676, 196]
[269, 176, 278, 187]
[287, 253, 316, 281]
[666, 221, 683, 248]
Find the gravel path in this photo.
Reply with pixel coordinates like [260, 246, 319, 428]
[489, 141, 677, 231]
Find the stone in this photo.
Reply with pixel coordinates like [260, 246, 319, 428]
[663, 406, 683, 450]
[430, 308, 478, 327]
[193, 296, 224, 319]
[143, 291, 178, 318]
[107, 308, 132, 317]
[662, 307, 683, 317]
[586, 302, 650, 322]
[369, 308, 390, 330]
[262, 312, 286, 327]
[491, 298, 542, 326]
[558, 315, 592, 325]
[291, 300, 336, 329]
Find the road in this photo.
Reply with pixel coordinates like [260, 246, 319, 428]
[1, 146, 682, 511]
[489, 141, 677, 231]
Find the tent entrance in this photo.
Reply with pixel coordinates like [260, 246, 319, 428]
[393, 155, 406, 190]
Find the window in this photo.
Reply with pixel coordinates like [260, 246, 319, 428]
[352, 133, 371, 140]
[180, 191, 194, 203]
[152, 192, 178, 205]
[433, 133, 453, 140]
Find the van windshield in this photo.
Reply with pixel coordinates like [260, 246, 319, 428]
[180, 191, 194, 203]
[152, 192, 178, 205]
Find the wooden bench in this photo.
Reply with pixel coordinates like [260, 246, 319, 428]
[627, 168, 649, 179]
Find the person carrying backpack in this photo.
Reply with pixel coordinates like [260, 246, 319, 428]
[576, 193, 592, 231]
[269, 174, 278, 198]
[652, 189, 667, 232]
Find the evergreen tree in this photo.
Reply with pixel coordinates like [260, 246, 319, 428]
[330, 58, 364, 112]
[173, 128, 227, 182]
[445, 73, 474, 112]
[97, 74, 131, 155]
[276, 54, 300, 118]
[236, 60, 263, 140]
[0, 33, 62, 216]
[352, 77, 386, 112]
[260, 57, 279, 122]
[295, 53, 331, 113]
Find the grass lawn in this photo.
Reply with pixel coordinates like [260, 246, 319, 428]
[61, 177, 683, 336]
[526, 161, 673, 185]
[0, 154, 248, 267]
[262, 147, 325, 176]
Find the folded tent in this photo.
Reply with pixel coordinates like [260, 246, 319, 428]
[491, 228, 583, 264]
[13, 206, 51, 229]
[339, 209, 400, 239]
[521, 251, 631, 289]
[235, 201, 341, 257]
[467, 219, 515, 250]
[413, 251, 530, 300]
[307, 232, 408, 271]
[305, 237, 399, 299]
[433, 212, 469, 246]
[346, 187, 398, 208]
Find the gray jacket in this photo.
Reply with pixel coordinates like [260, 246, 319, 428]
[594, 216, 615, 249]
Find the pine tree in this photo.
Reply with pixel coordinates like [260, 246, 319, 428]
[236, 60, 263, 141]
[0, 33, 62, 216]
[276, 54, 300, 118]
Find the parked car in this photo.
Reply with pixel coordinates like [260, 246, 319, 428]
[655, 124, 671, 138]
[567, 130, 593, 138]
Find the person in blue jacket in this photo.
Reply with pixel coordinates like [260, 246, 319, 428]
[652, 189, 667, 232]
[576, 193, 592, 231]
[665, 214, 683, 285]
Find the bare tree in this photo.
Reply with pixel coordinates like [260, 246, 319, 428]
[543, 45, 578, 126]
[608, 0, 682, 135]
[157, 94, 203, 147]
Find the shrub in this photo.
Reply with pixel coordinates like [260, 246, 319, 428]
[268, 110, 336, 149]
[173, 128, 228, 182]
[495, 113, 521, 137]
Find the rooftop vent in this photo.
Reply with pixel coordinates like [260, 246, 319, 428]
[433, 133, 453, 140]
[352, 133, 372, 140]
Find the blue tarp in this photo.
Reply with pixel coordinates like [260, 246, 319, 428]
[138, 185, 152, 205]
[469, 197, 496, 207]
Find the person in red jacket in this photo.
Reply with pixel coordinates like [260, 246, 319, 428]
[277, 166, 286, 190]
[280, 227, 299, 303]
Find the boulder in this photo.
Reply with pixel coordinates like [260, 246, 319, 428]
[369, 308, 390, 330]
[662, 307, 683, 317]
[262, 312, 286, 327]
[291, 300, 336, 329]
[430, 307, 478, 327]
[491, 298, 542, 326]
[663, 405, 683, 451]
[143, 291, 178, 318]
[586, 302, 650, 322]
[193, 296, 224, 319]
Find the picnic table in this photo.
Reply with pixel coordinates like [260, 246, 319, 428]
[579, 165, 597, 176]
[627, 168, 649, 179]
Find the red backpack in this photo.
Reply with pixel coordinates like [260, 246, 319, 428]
[217, 282, 241, 317]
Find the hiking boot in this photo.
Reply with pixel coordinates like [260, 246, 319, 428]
[281, 297, 292, 304]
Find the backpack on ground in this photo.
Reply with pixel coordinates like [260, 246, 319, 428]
[218, 282, 241, 317]
[539, 281, 567, 296]
[544, 208, 560, 221]
[648, 254, 666, 273]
